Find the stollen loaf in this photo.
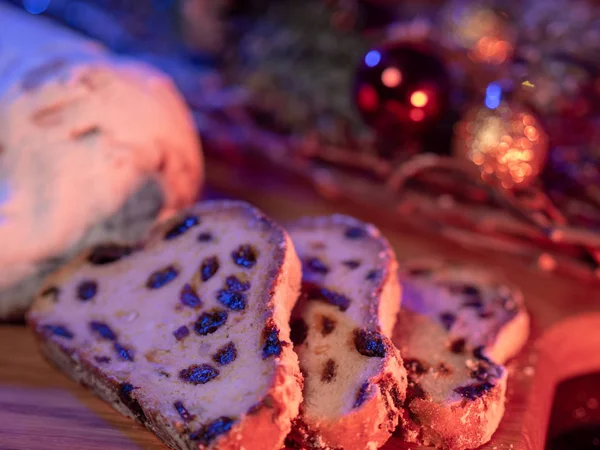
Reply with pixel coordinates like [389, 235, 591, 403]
[0, 4, 203, 319]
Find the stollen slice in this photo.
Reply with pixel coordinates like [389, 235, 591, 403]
[393, 260, 529, 450]
[286, 215, 407, 450]
[28, 201, 303, 450]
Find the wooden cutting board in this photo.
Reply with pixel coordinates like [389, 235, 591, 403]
[2, 167, 600, 450]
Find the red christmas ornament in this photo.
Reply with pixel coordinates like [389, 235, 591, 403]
[353, 42, 451, 136]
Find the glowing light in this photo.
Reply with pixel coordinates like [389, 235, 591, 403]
[357, 85, 378, 112]
[410, 91, 429, 108]
[409, 109, 425, 122]
[381, 68, 402, 88]
[365, 51, 381, 68]
[523, 115, 535, 126]
[485, 82, 502, 109]
[524, 126, 538, 141]
[538, 253, 557, 271]
[472, 153, 485, 165]
[473, 37, 512, 64]
[458, 102, 549, 189]
[522, 80, 535, 88]
[23, 0, 50, 14]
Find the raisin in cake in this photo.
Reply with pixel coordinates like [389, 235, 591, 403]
[27, 201, 302, 450]
[285, 215, 407, 450]
[393, 260, 530, 450]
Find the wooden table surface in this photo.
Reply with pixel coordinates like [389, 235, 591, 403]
[2, 166, 600, 450]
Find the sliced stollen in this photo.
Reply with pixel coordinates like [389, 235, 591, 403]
[27, 201, 303, 450]
[285, 215, 407, 450]
[392, 260, 530, 450]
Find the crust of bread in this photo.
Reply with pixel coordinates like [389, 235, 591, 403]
[398, 373, 506, 449]
[286, 215, 407, 450]
[28, 200, 303, 450]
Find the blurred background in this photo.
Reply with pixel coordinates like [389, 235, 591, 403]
[1, 1, 600, 449]
[5, 0, 599, 285]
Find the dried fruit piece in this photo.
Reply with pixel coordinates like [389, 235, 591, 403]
[200, 256, 220, 282]
[354, 329, 387, 358]
[342, 260, 361, 269]
[212, 342, 237, 366]
[43, 324, 74, 339]
[453, 382, 495, 400]
[353, 382, 371, 408]
[366, 269, 381, 281]
[114, 342, 134, 361]
[320, 316, 336, 336]
[190, 417, 235, 444]
[164, 215, 200, 240]
[321, 359, 337, 383]
[451, 284, 481, 296]
[173, 326, 190, 341]
[262, 321, 285, 359]
[225, 275, 250, 292]
[89, 321, 117, 340]
[344, 227, 367, 239]
[88, 244, 134, 265]
[449, 338, 466, 354]
[174, 401, 194, 422]
[197, 232, 213, 242]
[462, 298, 484, 309]
[290, 318, 308, 346]
[231, 245, 257, 268]
[304, 258, 329, 274]
[77, 280, 97, 301]
[304, 284, 351, 311]
[146, 265, 179, 289]
[179, 364, 219, 385]
[194, 310, 228, 336]
[180, 284, 202, 308]
[438, 312, 456, 331]
[217, 290, 246, 311]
